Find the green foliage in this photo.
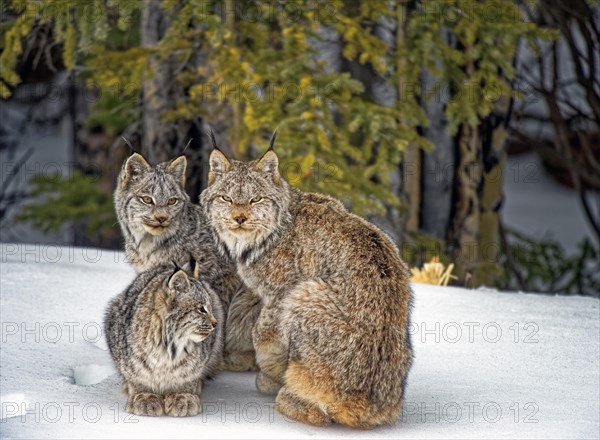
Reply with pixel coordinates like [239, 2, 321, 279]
[81, 13, 143, 135]
[406, 0, 557, 132]
[498, 229, 600, 296]
[1, 0, 428, 215]
[163, 0, 430, 215]
[0, 0, 130, 96]
[1, 0, 37, 96]
[1, 0, 553, 215]
[83, 45, 145, 135]
[17, 171, 116, 234]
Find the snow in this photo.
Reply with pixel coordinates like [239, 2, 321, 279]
[501, 152, 599, 253]
[73, 365, 116, 387]
[0, 394, 28, 421]
[1, 243, 599, 439]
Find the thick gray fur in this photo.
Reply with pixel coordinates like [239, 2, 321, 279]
[104, 263, 223, 416]
[113, 153, 258, 371]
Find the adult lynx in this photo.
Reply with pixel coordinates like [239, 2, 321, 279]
[201, 134, 414, 429]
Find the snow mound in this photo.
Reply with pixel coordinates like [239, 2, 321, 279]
[73, 364, 116, 386]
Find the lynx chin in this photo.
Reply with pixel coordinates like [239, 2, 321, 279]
[201, 131, 414, 429]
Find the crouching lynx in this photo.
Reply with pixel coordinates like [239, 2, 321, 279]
[201, 134, 414, 429]
[113, 152, 257, 371]
[104, 261, 223, 416]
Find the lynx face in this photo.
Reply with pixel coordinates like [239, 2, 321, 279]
[162, 270, 219, 358]
[117, 154, 189, 238]
[201, 149, 291, 260]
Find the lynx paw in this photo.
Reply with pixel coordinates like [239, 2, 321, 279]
[126, 392, 164, 417]
[164, 392, 201, 417]
[276, 387, 332, 426]
[256, 371, 282, 395]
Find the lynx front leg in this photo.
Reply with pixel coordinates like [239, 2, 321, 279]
[253, 305, 289, 395]
[223, 286, 261, 372]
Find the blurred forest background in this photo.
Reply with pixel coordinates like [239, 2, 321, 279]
[0, 0, 598, 295]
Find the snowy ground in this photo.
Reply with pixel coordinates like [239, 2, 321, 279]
[1, 243, 598, 439]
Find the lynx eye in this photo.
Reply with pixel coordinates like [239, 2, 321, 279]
[167, 197, 178, 206]
[220, 196, 233, 203]
[141, 196, 154, 205]
[199, 306, 208, 314]
[250, 196, 263, 204]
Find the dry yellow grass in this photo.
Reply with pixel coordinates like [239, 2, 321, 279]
[410, 257, 457, 286]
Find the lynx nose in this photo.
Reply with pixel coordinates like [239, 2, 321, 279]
[234, 214, 247, 225]
[155, 215, 168, 224]
[210, 318, 217, 328]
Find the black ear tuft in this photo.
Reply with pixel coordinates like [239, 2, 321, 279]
[206, 126, 220, 151]
[122, 136, 136, 154]
[267, 128, 277, 151]
[182, 138, 193, 155]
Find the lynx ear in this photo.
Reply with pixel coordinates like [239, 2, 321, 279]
[188, 256, 200, 279]
[167, 156, 187, 188]
[208, 149, 232, 185]
[122, 153, 150, 187]
[254, 150, 280, 184]
[168, 269, 190, 293]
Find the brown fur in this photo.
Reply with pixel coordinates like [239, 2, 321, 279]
[202, 146, 414, 429]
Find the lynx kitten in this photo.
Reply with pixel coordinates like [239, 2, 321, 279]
[201, 133, 413, 428]
[104, 261, 223, 417]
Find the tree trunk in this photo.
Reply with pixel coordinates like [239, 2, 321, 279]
[396, 0, 421, 242]
[141, 1, 203, 200]
[449, 121, 482, 276]
[477, 107, 509, 285]
[400, 145, 421, 236]
[419, 64, 454, 240]
[224, 0, 242, 152]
